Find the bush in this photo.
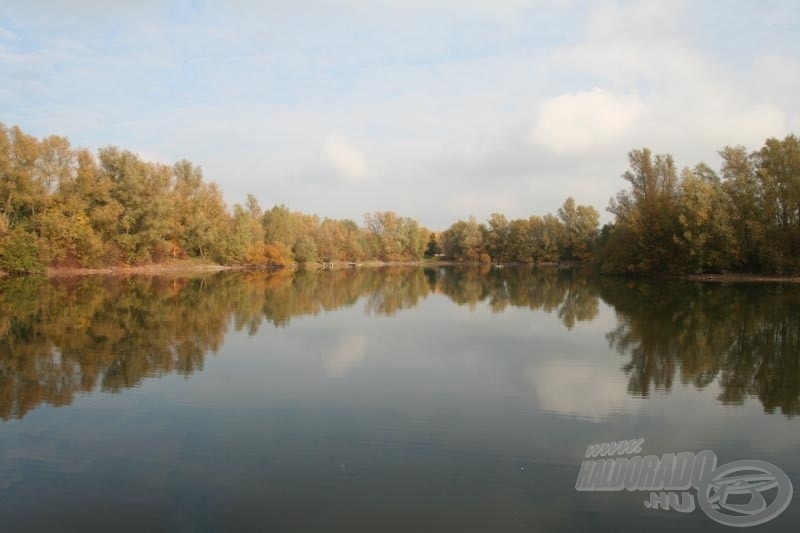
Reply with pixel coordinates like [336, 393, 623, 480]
[0, 228, 45, 273]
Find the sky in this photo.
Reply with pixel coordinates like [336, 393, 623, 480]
[1, 1, 799, 229]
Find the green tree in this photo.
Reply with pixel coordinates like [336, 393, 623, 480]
[485, 213, 510, 262]
[424, 232, 441, 257]
[605, 148, 681, 273]
[673, 166, 738, 272]
[753, 134, 800, 272]
[441, 216, 487, 262]
[364, 211, 427, 261]
[173, 160, 229, 261]
[0, 227, 44, 273]
[720, 145, 763, 269]
[557, 197, 599, 260]
[506, 218, 533, 262]
[224, 203, 267, 264]
[0, 124, 42, 223]
[98, 147, 174, 263]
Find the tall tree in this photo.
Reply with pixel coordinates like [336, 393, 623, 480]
[674, 166, 738, 272]
[754, 134, 800, 271]
[485, 213, 510, 262]
[720, 146, 762, 268]
[441, 216, 487, 262]
[606, 148, 681, 272]
[557, 197, 599, 261]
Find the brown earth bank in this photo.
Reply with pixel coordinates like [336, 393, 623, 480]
[296, 259, 582, 269]
[3, 259, 574, 277]
[43, 261, 248, 278]
[4, 261, 800, 283]
[677, 273, 800, 283]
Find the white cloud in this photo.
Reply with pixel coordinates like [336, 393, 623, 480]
[586, 1, 688, 44]
[447, 192, 517, 218]
[326, 335, 367, 378]
[0, 26, 20, 41]
[532, 363, 642, 421]
[324, 135, 368, 181]
[3, 1, 798, 229]
[532, 88, 644, 154]
[703, 104, 789, 148]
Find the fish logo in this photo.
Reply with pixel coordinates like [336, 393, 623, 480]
[697, 460, 793, 527]
[577, 440, 794, 527]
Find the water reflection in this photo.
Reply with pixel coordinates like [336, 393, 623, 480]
[600, 278, 800, 416]
[1, 267, 799, 420]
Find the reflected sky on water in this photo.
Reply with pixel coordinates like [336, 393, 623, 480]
[1, 267, 798, 532]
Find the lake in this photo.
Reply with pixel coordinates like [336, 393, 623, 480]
[1, 266, 798, 532]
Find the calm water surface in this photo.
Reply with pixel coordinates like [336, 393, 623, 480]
[1, 267, 798, 532]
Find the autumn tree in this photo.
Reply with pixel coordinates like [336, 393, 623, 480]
[603, 148, 682, 272]
[363, 211, 427, 261]
[98, 147, 175, 263]
[424, 232, 441, 257]
[720, 146, 762, 269]
[485, 213, 510, 262]
[557, 197, 599, 261]
[753, 134, 800, 271]
[440, 216, 487, 262]
[673, 166, 738, 272]
[172, 160, 229, 261]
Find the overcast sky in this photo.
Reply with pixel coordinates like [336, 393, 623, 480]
[2, 1, 799, 228]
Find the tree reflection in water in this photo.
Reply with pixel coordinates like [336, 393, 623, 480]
[1, 267, 798, 419]
[600, 278, 800, 417]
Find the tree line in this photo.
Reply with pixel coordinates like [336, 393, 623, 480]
[1, 121, 797, 274]
[0, 122, 599, 273]
[597, 135, 800, 274]
[0, 123, 440, 272]
[439, 198, 599, 264]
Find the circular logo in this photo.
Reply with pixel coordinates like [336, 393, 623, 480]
[697, 460, 793, 527]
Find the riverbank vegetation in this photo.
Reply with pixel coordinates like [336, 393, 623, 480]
[596, 136, 800, 274]
[1, 122, 797, 274]
[0, 122, 434, 273]
[0, 122, 596, 273]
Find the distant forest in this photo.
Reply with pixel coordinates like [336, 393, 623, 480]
[0, 122, 798, 274]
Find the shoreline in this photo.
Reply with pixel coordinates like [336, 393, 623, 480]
[677, 273, 800, 284]
[2, 262, 799, 283]
[44, 263, 247, 278]
[2, 259, 569, 278]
